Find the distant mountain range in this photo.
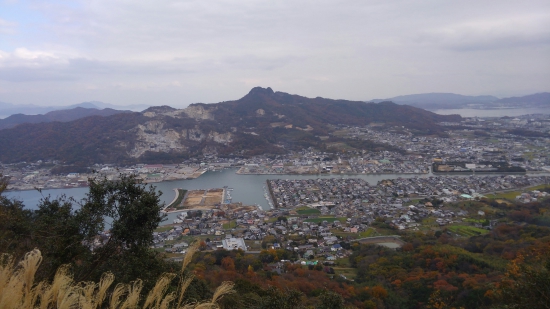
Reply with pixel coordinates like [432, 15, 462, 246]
[492, 93, 550, 107]
[0, 101, 150, 118]
[369, 92, 550, 110]
[0, 87, 460, 165]
[0, 107, 131, 130]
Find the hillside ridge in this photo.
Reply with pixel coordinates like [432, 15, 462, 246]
[369, 92, 550, 110]
[0, 107, 130, 130]
[0, 87, 460, 164]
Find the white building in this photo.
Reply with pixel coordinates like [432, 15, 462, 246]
[222, 237, 247, 251]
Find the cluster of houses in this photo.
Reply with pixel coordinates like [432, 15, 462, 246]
[268, 175, 549, 210]
[516, 190, 549, 203]
[222, 118, 550, 178]
[237, 149, 431, 175]
[266, 175, 549, 231]
[441, 114, 550, 135]
[246, 216, 353, 260]
[268, 178, 370, 208]
[337, 121, 550, 172]
[347, 153, 429, 174]
[106, 176, 549, 259]
[149, 203, 364, 258]
[383, 175, 549, 200]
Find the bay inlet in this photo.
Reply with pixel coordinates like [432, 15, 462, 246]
[5, 168, 431, 225]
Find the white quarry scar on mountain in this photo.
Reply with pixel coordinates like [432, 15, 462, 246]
[142, 104, 215, 120]
[127, 116, 233, 158]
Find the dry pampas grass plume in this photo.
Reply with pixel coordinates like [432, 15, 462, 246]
[0, 242, 234, 309]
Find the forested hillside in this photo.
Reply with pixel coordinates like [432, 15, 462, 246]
[0, 107, 130, 130]
[0, 87, 460, 164]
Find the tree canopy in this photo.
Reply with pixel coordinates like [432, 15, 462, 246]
[0, 174, 168, 287]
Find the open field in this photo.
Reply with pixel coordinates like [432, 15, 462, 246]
[487, 184, 550, 201]
[489, 191, 522, 200]
[330, 230, 358, 238]
[448, 225, 489, 237]
[464, 218, 486, 223]
[494, 199, 513, 205]
[329, 228, 376, 238]
[185, 195, 203, 205]
[204, 196, 221, 205]
[222, 220, 237, 229]
[334, 258, 350, 267]
[154, 225, 175, 233]
[181, 188, 223, 210]
[332, 267, 357, 280]
[222, 203, 258, 213]
[296, 207, 321, 215]
[358, 228, 375, 238]
[422, 217, 438, 227]
[245, 240, 262, 251]
[352, 236, 405, 247]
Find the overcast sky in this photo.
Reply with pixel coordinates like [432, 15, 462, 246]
[0, 0, 549, 107]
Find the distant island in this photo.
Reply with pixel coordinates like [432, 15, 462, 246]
[368, 92, 550, 110]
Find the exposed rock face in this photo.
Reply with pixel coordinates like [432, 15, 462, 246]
[129, 121, 185, 158]
[181, 128, 233, 143]
[140, 120, 165, 133]
[184, 128, 206, 141]
[209, 131, 233, 144]
[0, 86, 462, 164]
[182, 105, 215, 120]
[128, 120, 233, 158]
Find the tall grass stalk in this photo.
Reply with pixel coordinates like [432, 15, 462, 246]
[0, 243, 233, 309]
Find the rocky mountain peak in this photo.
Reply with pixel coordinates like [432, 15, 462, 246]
[142, 105, 177, 114]
[247, 87, 275, 96]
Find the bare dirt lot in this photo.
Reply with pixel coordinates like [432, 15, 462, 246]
[182, 189, 223, 210]
[221, 202, 258, 213]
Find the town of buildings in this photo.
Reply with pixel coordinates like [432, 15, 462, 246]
[3, 114, 550, 264]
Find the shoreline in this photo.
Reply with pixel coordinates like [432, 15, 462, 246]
[162, 188, 180, 212]
[5, 169, 208, 193]
[6, 169, 550, 193]
[236, 171, 430, 176]
[235, 165, 431, 176]
[432, 171, 527, 175]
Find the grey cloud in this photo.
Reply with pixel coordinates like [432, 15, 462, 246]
[0, 66, 77, 82]
[415, 32, 550, 52]
[220, 55, 305, 71]
[0, 0, 549, 105]
[0, 51, 305, 83]
[0, 57, 201, 82]
[67, 58, 198, 75]
[416, 14, 550, 51]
